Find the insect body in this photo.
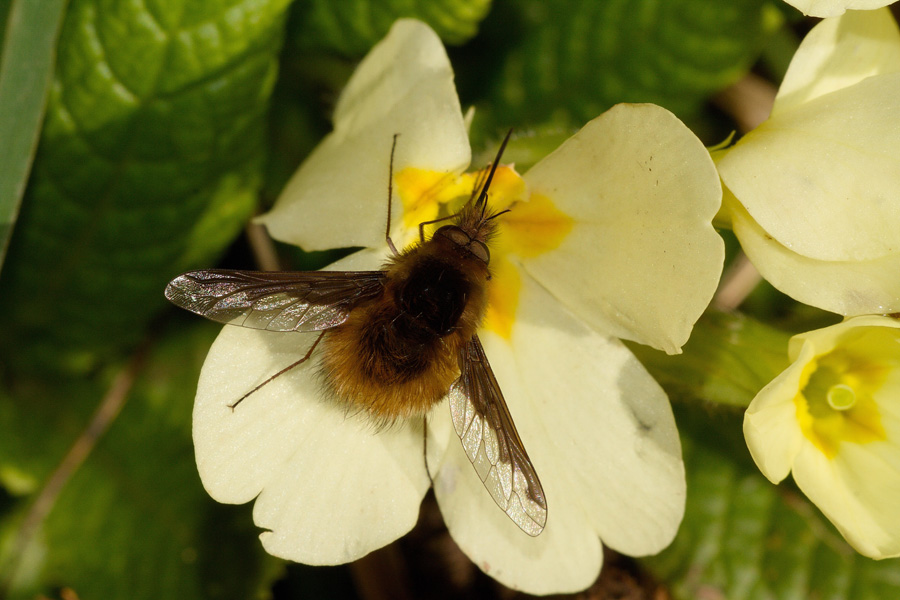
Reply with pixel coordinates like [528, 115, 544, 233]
[321, 219, 491, 420]
[165, 134, 547, 536]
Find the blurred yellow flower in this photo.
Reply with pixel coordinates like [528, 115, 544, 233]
[718, 8, 900, 315]
[744, 315, 900, 558]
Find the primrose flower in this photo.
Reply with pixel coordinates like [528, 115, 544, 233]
[192, 19, 724, 594]
[744, 316, 900, 558]
[717, 8, 900, 316]
[782, 0, 897, 18]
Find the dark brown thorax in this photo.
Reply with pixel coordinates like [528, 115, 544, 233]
[318, 215, 495, 419]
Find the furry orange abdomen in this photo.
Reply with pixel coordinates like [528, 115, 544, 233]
[319, 239, 489, 420]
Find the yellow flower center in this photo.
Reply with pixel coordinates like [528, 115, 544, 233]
[793, 328, 896, 458]
[826, 383, 856, 411]
[395, 165, 573, 339]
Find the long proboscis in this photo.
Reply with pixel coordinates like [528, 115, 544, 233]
[473, 129, 514, 217]
[416, 129, 515, 242]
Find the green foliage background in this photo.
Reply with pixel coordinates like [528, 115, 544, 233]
[0, 0, 896, 598]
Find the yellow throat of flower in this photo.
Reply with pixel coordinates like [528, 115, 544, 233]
[395, 165, 573, 339]
[794, 332, 894, 459]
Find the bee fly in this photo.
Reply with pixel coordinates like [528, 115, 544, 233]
[165, 132, 548, 536]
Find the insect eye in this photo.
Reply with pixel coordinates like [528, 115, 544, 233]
[438, 226, 471, 247]
[469, 240, 490, 263]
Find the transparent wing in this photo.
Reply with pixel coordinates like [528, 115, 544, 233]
[165, 269, 385, 332]
[448, 334, 547, 536]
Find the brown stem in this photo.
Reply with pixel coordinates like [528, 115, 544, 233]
[0, 345, 149, 598]
[246, 221, 282, 271]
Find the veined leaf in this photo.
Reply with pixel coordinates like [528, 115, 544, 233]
[646, 414, 900, 600]
[0, 0, 67, 273]
[478, 0, 770, 127]
[628, 311, 791, 409]
[290, 0, 492, 55]
[0, 322, 282, 599]
[0, 0, 292, 373]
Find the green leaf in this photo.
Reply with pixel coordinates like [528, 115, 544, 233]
[0, 0, 292, 373]
[0, 0, 67, 272]
[0, 322, 282, 599]
[470, 125, 576, 173]
[645, 412, 900, 600]
[628, 311, 792, 409]
[290, 0, 492, 55]
[474, 0, 770, 128]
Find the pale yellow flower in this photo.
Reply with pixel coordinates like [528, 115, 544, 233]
[744, 315, 900, 558]
[192, 19, 724, 593]
[783, 0, 897, 17]
[718, 8, 900, 315]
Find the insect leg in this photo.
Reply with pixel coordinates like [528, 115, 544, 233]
[228, 330, 327, 410]
[386, 133, 400, 257]
[417, 213, 456, 244]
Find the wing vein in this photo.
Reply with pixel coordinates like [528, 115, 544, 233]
[447, 335, 547, 536]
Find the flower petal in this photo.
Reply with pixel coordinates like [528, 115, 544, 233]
[255, 408, 429, 564]
[781, 0, 897, 18]
[792, 313, 900, 353]
[774, 8, 900, 113]
[730, 198, 900, 314]
[194, 324, 430, 564]
[743, 342, 813, 483]
[791, 318, 900, 557]
[792, 433, 900, 558]
[719, 73, 900, 263]
[431, 274, 685, 594]
[258, 19, 470, 251]
[747, 316, 900, 558]
[521, 103, 723, 354]
[430, 406, 604, 594]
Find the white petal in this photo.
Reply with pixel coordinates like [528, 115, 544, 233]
[259, 19, 470, 251]
[781, 0, 897, 18]
[793, 434, 900, 558]
[431, 275, 684, 594]
[731, 200, 900, 314]
[255, 412, 429, 564]
[774, 8, 900, 113]
[743, 343, 813, 483]
[719, 73, 900, 263]
[323, 245, 387, 272]
[194, 325, 430, 564]
[521, 103, 723, 354]
[431, 407, 604, 594]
